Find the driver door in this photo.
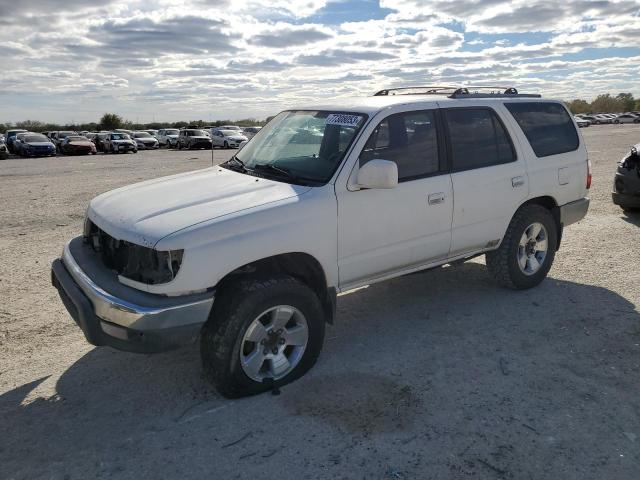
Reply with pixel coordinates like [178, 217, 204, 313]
[336, 109, 453, 289]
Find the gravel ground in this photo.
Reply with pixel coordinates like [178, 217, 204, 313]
[1, 127, 639, 480]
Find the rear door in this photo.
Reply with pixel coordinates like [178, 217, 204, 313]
[442, 104, 528, 256]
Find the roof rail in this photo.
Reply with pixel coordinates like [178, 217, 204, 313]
[373, 86, 541, 99]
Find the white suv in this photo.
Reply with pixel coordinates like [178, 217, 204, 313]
[52, 87, 590, 398]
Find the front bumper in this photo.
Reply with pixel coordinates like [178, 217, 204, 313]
[559, 197, 589, 226]
[51, 238, 214, 353]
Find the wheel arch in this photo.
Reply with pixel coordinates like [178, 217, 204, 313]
[215, 252, 336, 324]
[517, 196, 563, 250]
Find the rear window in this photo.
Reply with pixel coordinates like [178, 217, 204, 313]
[444, 108, 515, 171]
[505, 102, 579, 157]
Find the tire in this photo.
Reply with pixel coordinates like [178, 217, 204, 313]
[614, 120, 620, 124]
[224, 141, 229, 149]
[201, 275, 325, 398]
[485, 205, 557, 290]
[622, 207, 640, 213]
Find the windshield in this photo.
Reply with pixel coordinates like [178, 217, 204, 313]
[165, 129, 179, 135]
[187, 130, 205, 136]
[134, 132, 152, 138]
[25, 135, 48, 142]
[111, 133, 130, 140]
[219, 130, 237, 136]
[232, 110, 367, 185]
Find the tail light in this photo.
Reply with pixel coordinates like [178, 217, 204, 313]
[586, 159, 592, 189]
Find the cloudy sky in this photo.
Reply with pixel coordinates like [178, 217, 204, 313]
[1, 0, 639, 124]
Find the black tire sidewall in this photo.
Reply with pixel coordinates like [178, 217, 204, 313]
[505, 207, 557, 289]
[201, 276, 325, 398]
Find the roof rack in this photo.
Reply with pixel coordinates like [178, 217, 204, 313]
[373, 86, 541, 99]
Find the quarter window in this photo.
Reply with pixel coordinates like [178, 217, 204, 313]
[445, 108, 515, 171]
[505, 102, 579, 157]
[360, 110, 440, 181]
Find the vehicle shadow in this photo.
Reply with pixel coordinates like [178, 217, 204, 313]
[1, 262, 639, 479]
[621, 209, 640, 226]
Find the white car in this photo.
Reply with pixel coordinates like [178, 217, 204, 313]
[157, 128, 180, 148]
[210, 129, 247, 148]
[593, 114, 613, 124]
[219, 125, 242, 132]
[613, 113, 640, 124]
[52, 86, 590, 398]
[574, 116, 590, 127]
[131, 132, 159, 149]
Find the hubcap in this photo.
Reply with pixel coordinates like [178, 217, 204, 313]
[239, 305, 308, 382]
[517, 222, 548, 275]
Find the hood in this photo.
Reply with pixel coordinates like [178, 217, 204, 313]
[68, 140, 93, 146]
[229, 135, 248, 141]
[87, 167, 312, 248]
[25, 141, 54, 147]
[112, 139, 134, 144]
[191, 136, 210, 140]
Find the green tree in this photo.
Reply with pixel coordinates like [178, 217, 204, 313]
[616, 93, 635, 112]
[99, 113, 123, 131]
[590, 94, 622, 113]
[567, 99, 590, 114]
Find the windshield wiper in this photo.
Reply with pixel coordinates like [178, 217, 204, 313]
[252, 163, 322, 186]
[222, 155, 247, 172]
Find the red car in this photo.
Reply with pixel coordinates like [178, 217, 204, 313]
[60, 136, 97, 155]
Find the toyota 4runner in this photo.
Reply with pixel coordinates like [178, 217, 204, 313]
[52, 86, 590, 398]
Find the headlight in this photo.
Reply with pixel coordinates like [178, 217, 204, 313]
[85, 220, 184, 285]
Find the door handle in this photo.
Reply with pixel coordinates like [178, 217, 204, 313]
[512, 176, 525, 188]
[428, 192, 445, 205]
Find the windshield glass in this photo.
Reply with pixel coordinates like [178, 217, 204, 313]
[111, 133, 130, 140]
[219, 130, 237, 136]
[134, 132, 152, 138]
[25, 135, 48, 142]
[233, 110, 367, 185]
[165, 129, 179, 135]
[187, 130, 205, 136]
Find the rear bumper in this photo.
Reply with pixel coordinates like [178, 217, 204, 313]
[612, 192, 640, 208]
[51, 238, 214, 353]
[559, 197, 589, 226]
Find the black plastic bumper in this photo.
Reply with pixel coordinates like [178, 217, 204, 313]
[612, 192, 640, 208]
[51, 259, 202, 353]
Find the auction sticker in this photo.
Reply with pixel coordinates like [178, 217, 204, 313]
[326, 114, 363, 127]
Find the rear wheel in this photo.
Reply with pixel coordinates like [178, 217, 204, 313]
[224, 141, 229, 149]
[486, 205, 557, 290]
[201, 275, 325, 398]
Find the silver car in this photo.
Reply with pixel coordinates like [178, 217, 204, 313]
[210, 129, 248, 149]
[613, 113, 640, 124]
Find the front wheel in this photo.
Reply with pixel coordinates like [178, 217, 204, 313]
[201, 275, 325, 398]
[486, 205, 557, 290]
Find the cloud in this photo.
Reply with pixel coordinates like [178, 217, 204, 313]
[0, 0, 638, 123]
[247, 24, 333, 48]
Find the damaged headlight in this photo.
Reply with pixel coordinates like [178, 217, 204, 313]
[84, 220, 183, 285]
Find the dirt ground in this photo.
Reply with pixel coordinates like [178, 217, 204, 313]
[1, 127, 639, 480]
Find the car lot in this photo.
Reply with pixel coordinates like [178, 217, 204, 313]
[0, 125, 639, 479]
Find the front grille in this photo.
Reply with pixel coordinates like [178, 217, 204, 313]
[84, 220, 183, 285]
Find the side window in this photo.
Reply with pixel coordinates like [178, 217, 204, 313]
[360, 110, 439, 181]
[445, 108, 515, 171]
[504, 102, 579, 157]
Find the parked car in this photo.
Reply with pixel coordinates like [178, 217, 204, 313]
[210, 129, 247, 148]
[51, 131, 77, 152]
[612, 143, 640, 212]
[613, 113, 640, 124]
[5, 129, 28, 153]
[105, 132, 137, 154]
[219, 125, 242, 131]
[592, 114, 612, 124]
[577, 115, 596, 124]
[0, 139, 8, 159]
[60, 135, 97, 155]
[242, 126, 262, 139]
[12, 132, 36, 155]
[157, 128, 180, 148]
[574, 116, 590, 128]
[177, 129, 212, 149]
[92, 133, 110, 152]
[17, 133, 56, 157]
[52, 86, 591, 398]
[144, 129, 159, 138]
[131, 132, 159, 150]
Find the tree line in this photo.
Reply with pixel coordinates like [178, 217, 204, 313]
[3, 93, 639, 133]
[0, 113, 268, 134]
[566, 93, 640, 114]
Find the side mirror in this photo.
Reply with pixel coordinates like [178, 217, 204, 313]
[356, 159, 398, 189]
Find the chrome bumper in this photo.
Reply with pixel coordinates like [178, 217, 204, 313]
[60, 239, 214, 331]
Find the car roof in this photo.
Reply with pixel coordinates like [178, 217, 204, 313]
[293, 94, 563, 115]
